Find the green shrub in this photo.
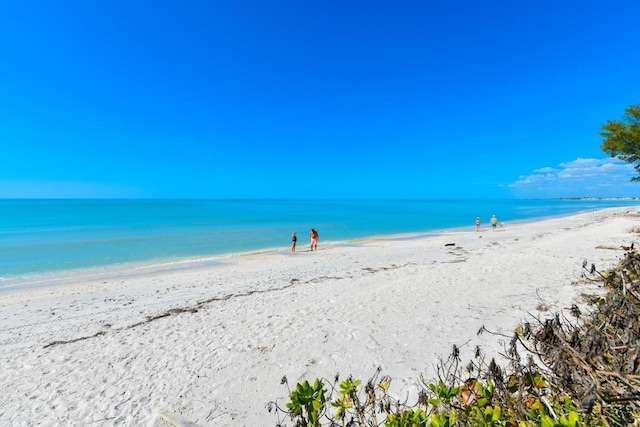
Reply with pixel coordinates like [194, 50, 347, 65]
[269, 249, 640, 426]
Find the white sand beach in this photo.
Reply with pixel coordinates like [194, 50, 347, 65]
[1, 208, 639, 426]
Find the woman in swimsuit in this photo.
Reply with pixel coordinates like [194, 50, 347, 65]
[310, 228, 318, 251]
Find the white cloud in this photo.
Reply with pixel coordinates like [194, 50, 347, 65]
[510, 157, 638, 198]
[532, 167, 557, 174]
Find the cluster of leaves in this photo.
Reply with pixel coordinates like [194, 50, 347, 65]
[268, 248, 640, 426]
[600, 104, 640, 181]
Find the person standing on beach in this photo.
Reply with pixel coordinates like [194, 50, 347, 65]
[310, 228, 318, 251]
[475, 217, 481, 232]
[291, 231, 297, 253]
[490, 215, 498, 231]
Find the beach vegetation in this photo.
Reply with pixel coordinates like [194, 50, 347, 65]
[600, 104, 640, 180]
[284, 379, 327, 426]
[385, 408, 428, 427]
[384, 408, 427, 427]
[269, 249, 640, 426]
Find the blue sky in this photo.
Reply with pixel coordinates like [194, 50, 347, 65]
[1, 1, 639, 199]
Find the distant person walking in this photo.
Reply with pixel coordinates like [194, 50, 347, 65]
[475, 217, 481, 232]
[310, 228, 318, 251]
[490, 215, 498, 231]
[291, 231, 297, 253]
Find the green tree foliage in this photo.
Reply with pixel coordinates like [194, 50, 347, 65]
[600, 104, 640, 180]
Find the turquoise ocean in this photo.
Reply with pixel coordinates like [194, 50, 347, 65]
[1, 199, 637, 289]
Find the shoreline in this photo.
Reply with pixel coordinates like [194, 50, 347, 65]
[1, 207, 639, 425]
[1, 205, 631, 292]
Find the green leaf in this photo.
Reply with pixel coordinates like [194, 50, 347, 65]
[568, 411, 579, 425]
[491, 405, 501, 422]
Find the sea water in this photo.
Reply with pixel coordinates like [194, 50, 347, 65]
[0, 199, 636, 288]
